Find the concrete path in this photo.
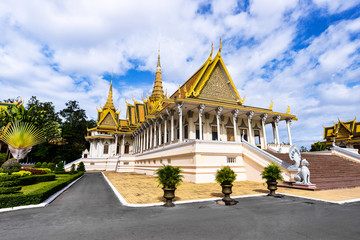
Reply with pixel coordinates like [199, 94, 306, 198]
[1, 172, 359, 240]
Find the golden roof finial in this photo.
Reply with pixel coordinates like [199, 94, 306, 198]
[103, 77, 115, 110]
[219, 38, 222, 54]
[149, 49, 165, 103]
[286, 105, 290, 114]
[210, 43, 213, 58]
[269, 100, 274, 111]
[157, 48, 161, 70]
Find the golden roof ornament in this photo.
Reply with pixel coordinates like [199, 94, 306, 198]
[103, 77, 116, 110]
[286, 105, 290, 114]
[269, 100, 274, 111]
[149, 49, 165, 103]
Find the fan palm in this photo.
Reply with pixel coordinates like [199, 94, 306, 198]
[0, 121, 45, 161]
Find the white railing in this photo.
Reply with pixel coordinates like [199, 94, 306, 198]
[64, 158, 82, 168]
[243, 140, 295, 170]
[267, 143, 292, 153]
[331, 146, 360, 163]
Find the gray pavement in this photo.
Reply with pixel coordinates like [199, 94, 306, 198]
[1, 172, 359, 240]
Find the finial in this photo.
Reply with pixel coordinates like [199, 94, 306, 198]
[157, 48, 161, 70]
[269, 100, 274, 111]
[219, 38, 222, 53]
[210, 43, 213, 58]
[286, 105, 290, 114]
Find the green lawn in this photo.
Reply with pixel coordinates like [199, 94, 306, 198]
[21, 174, 75, 194]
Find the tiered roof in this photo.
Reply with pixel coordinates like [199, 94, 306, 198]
[324, 118, 360, 141]
[86, 42, 297, 138]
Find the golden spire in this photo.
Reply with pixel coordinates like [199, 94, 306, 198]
[103, 77, 116, 110]
[149, 49, 165, 103]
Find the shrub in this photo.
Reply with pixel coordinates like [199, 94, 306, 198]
[34, 162, 42, 168]
[0, 174, 21, 194]
[0, 153, 7, 166]
[48, 162, 56, 171]
[156, 165, 183, 189]
[0, 172, 83, 208]
[54, 162, 65, 174]
[12, 171, 31, 177]
[261, 162, 283, 182]
[20, 174, 56, 186]
[77, 162, 85, 172]
[0, 175, 19, 181]
[36, 168, 52, 174]
[1, 159, 21, 170]
[21, 168, 47, 175]
[70, 164, 76, 175]
[41, 162, 48, 169]
[0, 186, 22, 194]
[0, 180, 20, 187]
[215, 166, 237, 185]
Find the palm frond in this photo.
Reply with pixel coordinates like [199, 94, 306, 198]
[0, 121, 45, 148]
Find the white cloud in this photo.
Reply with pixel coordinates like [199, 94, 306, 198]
[0, 0, 359, 148]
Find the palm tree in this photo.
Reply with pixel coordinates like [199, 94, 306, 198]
[0, 121, 45, 161]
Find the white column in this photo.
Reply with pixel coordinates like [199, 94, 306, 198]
[273, 115, 280, 145]
[261, 113, 268, 149]
[164, 115, 168, 144]
[177, 102, 183, 142]
[149, 122, 153, 149]
[141, 129, 144, 152]
[146, 125, 150, 150]
[216, 107, 223, 141]
[286, 118, 293, 146]
[247, 111, 254, 145]
[199, 104, 205, 140]
[171, 110, 175, 142]
[272, 123, 277, 144]
[232, 109, 239, 142]
[114, 134, 118, 155]
[121, 134, 125, 155]
[153, 120, 157, 147]
[158, 119, 162, 145]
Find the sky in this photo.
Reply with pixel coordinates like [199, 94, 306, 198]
[0, 0, 359, 149]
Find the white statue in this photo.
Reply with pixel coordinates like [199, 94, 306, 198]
[294, 159, 311, 184]
[289, 145, 313, 185]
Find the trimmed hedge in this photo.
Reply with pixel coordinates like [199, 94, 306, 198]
[0, 186, 22, 194]
[0, 175, 21, 194]
[20, 174, 56, 186]
[0, 172, 83, 208]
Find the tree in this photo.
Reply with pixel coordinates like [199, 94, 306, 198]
[59, 101, 94, 163]
[310, 141, 328, 152]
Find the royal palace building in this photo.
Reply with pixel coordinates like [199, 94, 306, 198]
[79, 44, 300, 183]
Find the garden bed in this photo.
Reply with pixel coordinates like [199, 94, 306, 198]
[0, 172, 83, 209]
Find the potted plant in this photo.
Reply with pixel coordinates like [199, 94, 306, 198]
[261, 162, 284, 196]
[215, 166, 237, 205]
[155, 164, 183, 207]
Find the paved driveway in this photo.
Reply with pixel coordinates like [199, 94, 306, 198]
[1, 172, 359, 240]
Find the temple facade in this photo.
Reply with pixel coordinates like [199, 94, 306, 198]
[81, 44, 298, 183]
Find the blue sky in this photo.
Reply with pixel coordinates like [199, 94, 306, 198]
[0, 0, 359, 148]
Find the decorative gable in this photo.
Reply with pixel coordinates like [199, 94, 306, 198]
[99, 112, 117, 128]
[199, 64, 237, 102]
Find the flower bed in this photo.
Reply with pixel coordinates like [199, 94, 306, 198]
[0, 172, 83, 209]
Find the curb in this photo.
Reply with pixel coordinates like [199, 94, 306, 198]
[278, 193, 360, 205]
[102, 173, 360, 207]
[0, 175, 84, 213]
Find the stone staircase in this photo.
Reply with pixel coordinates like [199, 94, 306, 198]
[266, 150, 360, 190]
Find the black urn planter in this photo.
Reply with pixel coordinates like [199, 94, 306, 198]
[221, 184, 237, 205]
[163, 187, 176, 207]
[266, 181, 278, 196]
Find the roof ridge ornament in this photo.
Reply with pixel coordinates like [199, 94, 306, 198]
[269, 100, 274, 111]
